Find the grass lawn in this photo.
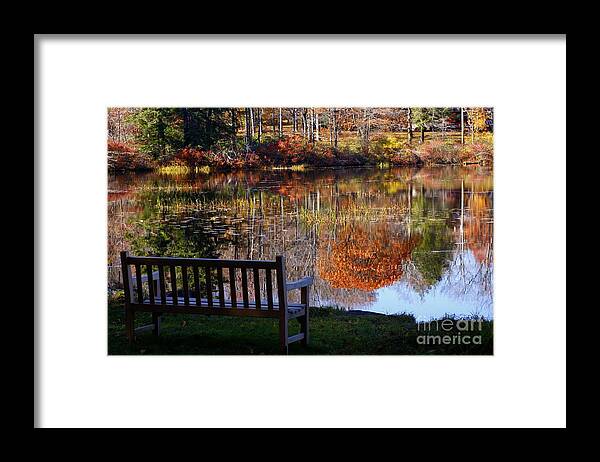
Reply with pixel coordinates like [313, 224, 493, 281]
[108, 296, 493, 355]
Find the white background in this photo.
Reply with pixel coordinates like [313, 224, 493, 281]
[36, 35, 566, 428]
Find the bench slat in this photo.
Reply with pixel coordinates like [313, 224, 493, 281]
[170, 265, 178, 306]
[182, 266, 190, 306]
[136, 295, 305, 313]
[133, 304, 283, 319]
[205, 267, 213, 308]
[135, 264, 143, 304]
[193, 266, 201, 306]
[265, 269, 273, 310]
[241, 268, 249, 308]
[158, 265, 167, 304]
[217, 267, 225, 308]
[288, 333, 305, 344]
[229, 267, 237, 308]
[253, 268, 261, 310]
[146, 264, 155, 305]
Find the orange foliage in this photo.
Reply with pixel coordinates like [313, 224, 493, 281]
[173, 148, 263, 170]
[107, 150, 154, 171]
[464, 193, 493, 265]
[173, 147, 209, 166]
[108, 140, 134, 153]
[256, 135, 308, 164]
[318, 226, 421, 292]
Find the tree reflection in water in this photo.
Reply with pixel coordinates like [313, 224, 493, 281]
[107, 166, 493, 318]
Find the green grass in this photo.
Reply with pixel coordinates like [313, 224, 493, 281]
[108, 297, 493, 355]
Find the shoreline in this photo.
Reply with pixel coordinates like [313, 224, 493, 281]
[107, 159, 492, 174]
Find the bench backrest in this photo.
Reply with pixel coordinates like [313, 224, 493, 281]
[120, 252, 288, 313]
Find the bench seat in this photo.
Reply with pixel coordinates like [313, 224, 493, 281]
[137, 295, 306, 318]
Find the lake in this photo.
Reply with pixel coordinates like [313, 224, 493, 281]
[108, 166, 493, 321]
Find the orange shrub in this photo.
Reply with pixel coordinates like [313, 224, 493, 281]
[416, 140, 462, 163]
[108, 140, 135, 153]
[173, 147, 209, 166]
[108, 150, 155, 171]
[255, 135, 316, 165]
[459, 142, 493, 164]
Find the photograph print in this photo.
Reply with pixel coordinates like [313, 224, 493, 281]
[107, 107, 494, 355]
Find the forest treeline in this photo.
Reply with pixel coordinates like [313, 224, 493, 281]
[107, 107, 493, 172]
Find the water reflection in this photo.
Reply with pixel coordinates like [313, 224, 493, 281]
[108, 166, 493, 320]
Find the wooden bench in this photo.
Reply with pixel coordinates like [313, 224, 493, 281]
[120, 251, 313, 354]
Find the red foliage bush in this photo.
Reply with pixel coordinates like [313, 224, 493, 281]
[107, 139, 154, 171]
[416, 140, 461, 163]
[389, 150, 422, 166]
[173, 147, 210, 166]
[460, 142, 493, 164]
[412, 140, 494, 165]
[172, 147, 266, 170]
[121, 135, 493, 172]
[108, 150, 155, 171]
[256, 135, 308, 164]
[107, 140, 134, 153]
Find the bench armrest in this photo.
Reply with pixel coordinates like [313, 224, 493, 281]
[285, 277, 314, 291]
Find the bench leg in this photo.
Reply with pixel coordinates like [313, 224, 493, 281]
[300, 287, 310, 346]
[125, 306, 135, 345]
[279, 316, 288, 355]
[298, 314, 309, 346]
[152, 312, 161, 337]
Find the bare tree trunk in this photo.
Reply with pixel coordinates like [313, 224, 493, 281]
[244, 108, 251, 151]
[292, 109, 297, 134]
[407, 107, 413, 144]
[366, 108, 371, 144]
[329, 109, 333, 145]
[231, 108, 237, 152]
[257, 108, 262, 143]
[249, 108, 255, 138]
[333, 108, 339, 149]
[302, 109, 307, 140]
[278, 108, 283, 138]
[460, 107, 465, 144]
[315, 110, 319, 141]
[361, 108, 372, 152]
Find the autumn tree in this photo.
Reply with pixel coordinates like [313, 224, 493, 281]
[108, 108, 139, 143]
[466, 108, 489, 142]
[411, 108, 430, 143]
[329, 108, 339, 149]
[357, 108, 373, 151]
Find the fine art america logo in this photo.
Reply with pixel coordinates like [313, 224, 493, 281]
[416, 319, 484, 345]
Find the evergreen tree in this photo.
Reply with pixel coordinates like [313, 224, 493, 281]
[130, 108, 183, 161]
